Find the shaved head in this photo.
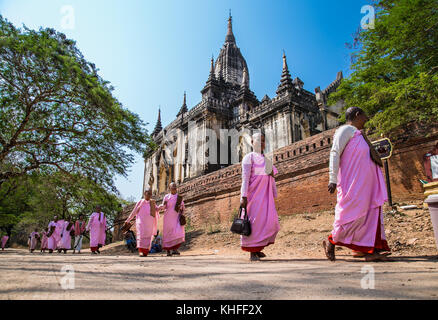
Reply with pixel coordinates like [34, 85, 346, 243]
[169, 182, 177, 194]
[251, 132, 266, 153]
[144, 187, 152, 200]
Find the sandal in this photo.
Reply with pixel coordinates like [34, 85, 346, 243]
[352, 251, 367, 258]
[250, 253, 260, 261]
[323, 240, 336, 261]
[365, 253, 381, 262]
[363, 251, 393, 262]
[256, 252, 266, 258]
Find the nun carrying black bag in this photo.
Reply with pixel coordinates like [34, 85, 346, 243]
[230, 206, 251, 236]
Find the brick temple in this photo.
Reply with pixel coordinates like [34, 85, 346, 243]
[144, 14, 344, 195]
[113, 15, 437, 240]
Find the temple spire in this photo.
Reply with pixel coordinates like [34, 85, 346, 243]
[202, 55, 220, 98]
[152, 108, 162, 136]
[225, 10, 236, 43]
[177, 92, 188, 116]
[208, 55, 215, 80]
[282, 50, 289, 73]
[276, 51, 294, 95]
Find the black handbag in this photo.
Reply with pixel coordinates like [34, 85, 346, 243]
[230, 206, 251, 236]
[179, 214, 186, 226]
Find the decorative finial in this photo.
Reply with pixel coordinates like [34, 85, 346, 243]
[282, 51, 288, 71]
[177, 92, 188, 116]
[225, 10, 235, 43]
[276, 51, 293, 95]
[152, 107, 163, 136]
[208, 55, 215, 80]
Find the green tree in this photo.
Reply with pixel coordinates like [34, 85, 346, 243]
[0, 173, 36, 241]
[0, 16, 148, 190]
[0, 171, 127, 245]
[329, 0, 438, 135]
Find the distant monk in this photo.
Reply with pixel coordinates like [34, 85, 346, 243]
[47, 215, 63, 254]
[86, 206, 107, 254]
[159, 182, 185, 256]
[323, 107, 390, 262]
[40, 228, 49, 253]
[240, 132, 280, 261]
[29, 229, 40, 253]
[123, 188, 159, 257]
[1, 235, 8, 251]
[58, 216, 74, 254]
[73, 214, 86, 254]
[55, 217, 65, 253]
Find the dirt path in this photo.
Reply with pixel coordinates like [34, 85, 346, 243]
[2, 203, 437, 300]
[1, 248, 437, 300]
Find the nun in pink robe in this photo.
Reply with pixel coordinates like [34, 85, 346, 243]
[29, 231, 39, 252]
[40, 230, 48, 252]
[159, 183, 185, 255]
[86, 207, 107, 254]
[240, 132, 280, 261]
[47, 217, 62, 253]
[55, 219, 65, 250]
[124, 189, 160, 257]
[1, 235, 9, 250]
[58, 219, 73, 253]
[324, 107, 390, 262]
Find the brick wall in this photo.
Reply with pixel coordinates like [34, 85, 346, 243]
[386, 134, 438, 199]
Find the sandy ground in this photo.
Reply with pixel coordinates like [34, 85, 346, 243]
[0, 248, 437, 300]
[1, 202, 438, 300]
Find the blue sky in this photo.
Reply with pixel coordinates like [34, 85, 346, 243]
[0, 0, 370, 200]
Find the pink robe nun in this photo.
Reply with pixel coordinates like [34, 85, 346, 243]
[59, 221, 73, 250]
[29, 232, 39, 251]
[86, 212, 107, 251]
[329, 130, 390, 253]
[47, 220, 62, 251]
[1, 235, 9, 250]
[240, 152, 280, 252]
[160, 194, 185, 251]
[55, 219, 65, 249]
[40, 231, 48, 250]
[126, 199, 160, 255]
